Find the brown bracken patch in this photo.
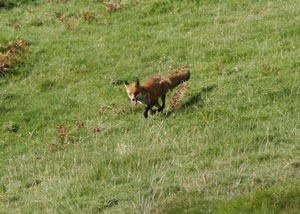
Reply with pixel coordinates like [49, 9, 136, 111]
[0, 38, 29, 75]
[169, 81, 189, 111]
[103, 0, 126, 12]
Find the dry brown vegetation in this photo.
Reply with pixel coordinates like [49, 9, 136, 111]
[103, 0, 125, 12]
[166, 65, 190, 111]
[169, 81, 189, 111]
[0, 38, 29, 75]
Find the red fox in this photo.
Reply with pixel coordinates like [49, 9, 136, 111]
[125, 71, 190, 118]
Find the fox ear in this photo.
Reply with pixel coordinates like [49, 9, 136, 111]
[136, 78, 140, 87]
[125, 80, 129, 85]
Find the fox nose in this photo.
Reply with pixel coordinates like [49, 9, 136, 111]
[132, 98, 137, 102]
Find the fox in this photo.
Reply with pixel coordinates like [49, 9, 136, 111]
[125, 71, 190, 118]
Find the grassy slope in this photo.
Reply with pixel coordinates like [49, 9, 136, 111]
[1, 0, 300, 213]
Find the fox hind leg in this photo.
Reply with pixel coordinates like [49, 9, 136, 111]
[151, 102, 161, 115]
[144, 99, 163, 118]
[158, 94, 166, 112]
[150, 109, 156, 115]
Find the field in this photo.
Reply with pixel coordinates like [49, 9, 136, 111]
[1, 0, 300, 213]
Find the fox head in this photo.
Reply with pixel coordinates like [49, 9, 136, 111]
[124, 79, 140, 105]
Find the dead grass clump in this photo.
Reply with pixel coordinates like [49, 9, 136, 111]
[169, 81, 189, 111]
[165, 65, 191, 111]
[93, 127, 105, 133]
[56, 10, 101, 30]
[14, 21, 22, 29]
[48, 124, 74, 152]
[0, 38, 29, 75]
[103, 0, 126, 12]
[79, 10, 97, 22]
[165, 64, 191, 75]
[75, 118, 84, 129]
[98, 106, 106, 115]
[57, 13, 77, 30]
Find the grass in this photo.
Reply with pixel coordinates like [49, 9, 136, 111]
[0, 0, 34, 9]
[1, 0, 300, 213]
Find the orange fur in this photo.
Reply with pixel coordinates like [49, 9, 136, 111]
[125, 71, 190, 118]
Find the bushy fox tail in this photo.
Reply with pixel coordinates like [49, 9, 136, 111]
[164, 71, 190, 90]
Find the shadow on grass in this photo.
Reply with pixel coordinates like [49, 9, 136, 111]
[164, 85, 216, 118]
[162, 180, 300, 214]
[163, 195, 211, 214]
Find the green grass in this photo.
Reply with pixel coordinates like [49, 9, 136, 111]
[1, 0, 300, 213]
[0, 0, 34, 9]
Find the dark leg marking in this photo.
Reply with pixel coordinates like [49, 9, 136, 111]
[144, 105, 151, 118]
[158, 94, 166, 112]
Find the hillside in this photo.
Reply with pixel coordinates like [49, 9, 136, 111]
[1, 0, 300, 213]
